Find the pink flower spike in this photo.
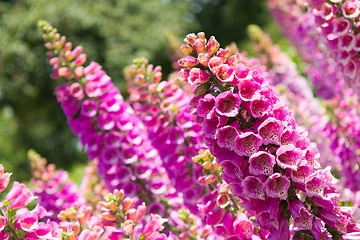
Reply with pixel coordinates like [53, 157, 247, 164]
[215, 91, 241, 117]
[276, 144, 303, 171]
[188, 68, 210, 85]
[249, 151, 275, 176]
[5, 181, 36, 209]
[242, 176, 266, 200]
[264, 173, 290, 200]
[234, 132, 263, 157]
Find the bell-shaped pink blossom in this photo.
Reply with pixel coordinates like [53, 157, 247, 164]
[215, 91, 241, 117]
[237, 78, 261, 101]
[197, 94, 215, 119]
[141, 214, 168, 238]
[264, 173, 290, 200]
[233, 132, 263, 157]
[242, 176, 266, 200]
[249, 151, 275, 176]
[5, 181, 37, 209]
[289, 200, 313, 230]
[256, 117, 284, 145]
[188, 68, 210, 85]
[81, 100, 98, 117]
[217, 125, 239, 150]
[276, 144, 303, 170]
[342, 0, 360, 19]
[233, 213, 254, 238]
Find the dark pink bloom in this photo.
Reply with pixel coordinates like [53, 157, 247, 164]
[289, 200, 313, 230]
[197, 94, 215, 119]
[249, 151, 275, 176]
[242, 176, 266, 200]
[81, 100, 98, 117]
[256, 117, 284, 145]
[237, 78, 261, 101]
[233, 213, 254, 238]
[264, 173, 290, 200]
[215, 91, 241, 117]
[233, 132, 263, 157]
[188, 68, 210, 85]
[276, 144, 303, 170]
[217, 125, 239, 150]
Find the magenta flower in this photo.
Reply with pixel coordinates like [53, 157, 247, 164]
[276, 144, 303, 170]
[197, 94, 215, 119]
[188, 68, 210, 85]
[242, 176, 266, 200]
[5, 181, 37, 209]
[256, 117, 284, 145]
[215, 91, 241, 117]
[141, 214, 168, 238]
[264, 173, 290, 200]
[217, 125, 239, 150]
[237, 78, 261, 101]
[233, 132, 263, 157]
[249, 151, 275, 176]
[289, 199, 313, 230]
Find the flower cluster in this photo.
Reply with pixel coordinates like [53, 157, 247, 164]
[124, 58, 207, 213]
[39, 21, 175, 206]
[29, 149, 85, 222]
[298, 0, 360, 95]
[178, 32, 360, 239]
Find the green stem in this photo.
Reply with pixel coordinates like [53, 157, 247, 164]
[0, 207, 21, 240]
[229, 193, 240, 211]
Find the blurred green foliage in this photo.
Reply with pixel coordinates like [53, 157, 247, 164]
[0, 0, 272, 181]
